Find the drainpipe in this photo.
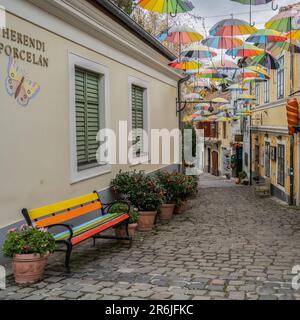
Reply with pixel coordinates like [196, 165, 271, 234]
[177, 75, 191, 173]
[290, 135, 295, 205]
[249, 116, 253, 186]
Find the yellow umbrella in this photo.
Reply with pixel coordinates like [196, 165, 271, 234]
[169, 58, 202, 71]
[237, 94, 256, 101]
[212, 97, 229, 103]
[286, 30, 300, 41]
[246, 66, 270, 78]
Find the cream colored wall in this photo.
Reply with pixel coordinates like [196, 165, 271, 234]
[0, 13, 179, 227]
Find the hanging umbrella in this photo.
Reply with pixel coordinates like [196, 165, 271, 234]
[208, 60, 239, 70]
[211, 97, 229, 104]
[194, 103, 210, 110]
[226, 44, 264, 57]
[241, 51, 280, 69]
[230, 0, 278, 26]
[202, 36, 243, 49]
[265, 7, 299, 32]
[237, 94, 256, 101]
[169, 58, 202, 71]
[286, 30, 300, 41]
[210, 18, 257, 37]
[157, 25, 203, 43]
[227, 84, 248, 91]
[195, 69, 228, 79]
[246, 66, 270, 78]
[218, 104, 232, 111]
[273, 39, 300, 53]
[246, 29, 287, 44]
[138, 0, 194, 14]
[181, 44, 218, 60]
[182, 115, 196, 122]
[193, 110, 212, 116]
[183, 93, 203, 100]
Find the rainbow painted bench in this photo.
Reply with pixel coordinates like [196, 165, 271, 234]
[22, 192, 131, 271]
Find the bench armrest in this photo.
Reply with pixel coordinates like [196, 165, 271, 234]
[102, 200, 130, 215]
[47, 223, 74, 241]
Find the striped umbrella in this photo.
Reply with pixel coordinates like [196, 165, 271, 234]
[246, 66, 270, 78]
[194, 103, 210, 111]
[208, 60, 239, 70]
[227, 84, 248, 91]
[241, 51, 280, 69]
[237, 94, 256, 101]
[231, 0, 278, 26]
[138, 0, 194, 14]
[210, 18, 257, 37]
[286, 30, 300, 41]
[246, 29, 287, 44]
[202, 36, 243, 49]
[265, 7, 299, 32]
[183, 93, 203, 100]
[181, 44, 218, 60]
[194, 69, 228, 79]
[157, 25, 203, 43]
[226, 44, 264, 57]
[169, 58, 202, 71]
[211, 97, 229, 104]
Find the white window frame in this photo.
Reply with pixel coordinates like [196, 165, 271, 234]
[69, 52, 111, 184]
[264, 80, 270, 104]
[276, 141, 286, 191]
[128, 76, 150, 165]
[264, 138, 271, 179]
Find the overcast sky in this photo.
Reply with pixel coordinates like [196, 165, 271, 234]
[181, 0, 296, 33]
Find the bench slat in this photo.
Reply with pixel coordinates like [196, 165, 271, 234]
[35, 202, 102, 228]
[71, 214, 129, 246]
[28, 193, 100, 220]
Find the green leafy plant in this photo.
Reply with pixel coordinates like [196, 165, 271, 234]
[238, 171, 247, 180]
[109, 203, 138, 224]
[3, 225, 56, 258]
[155, 170, 179, 204]
[111, 170, 165, 211]
[171, 172, 199, 205]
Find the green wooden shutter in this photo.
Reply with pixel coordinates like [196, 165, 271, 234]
[131, 85, 144, 156]
[75, 67, 100, 168]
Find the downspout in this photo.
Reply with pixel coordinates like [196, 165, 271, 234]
[249, 115, 253, 186]
[177, 75, 191, 173]
[290, 135, 294, 205]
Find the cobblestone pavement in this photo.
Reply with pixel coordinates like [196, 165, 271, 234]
[2, 173, 300, 300]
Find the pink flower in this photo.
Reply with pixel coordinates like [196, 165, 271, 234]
[8, 228, 17, 233]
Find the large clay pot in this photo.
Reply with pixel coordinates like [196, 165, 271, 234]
[174, 201, 187, 215]
[115, 223, 138, 244]
[12, 254, 47, 285]
[159, 204, 175, 222]
[137, 211, 157, 232]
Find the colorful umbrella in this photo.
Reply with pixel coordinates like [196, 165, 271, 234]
[169, 58, 202, 71]
[246, 29, 287, 44]
[241, 51, 280, 69]
[193, 110, 212, 116]
[210, 18, 257, 37]
[226, 44, 264, 57]
[237, 94, 256, 101]
[231, 0, 278, 26]
[182, 115, 196, 122]
[183, 93, 203, 100]
[227, 84, 248, 91]
[265, 7, 299, 32]
[246, 66, 270, 78]
[286, 30, 300, 41]
[273, 39, 300, 53]
[181, 44, 218, 60]
[202, 36, 243, 49]
[157, 25, 203, 43]
[211, 97, 229, 104]
[195, 69, 228, 79]
[194, 103, 210, 110]
[138, 0, 194, 14]
[208, 60, 239, 70]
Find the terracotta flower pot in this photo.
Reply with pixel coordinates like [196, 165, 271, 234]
[137, 211, 157, 232]
[235, 178, 241, 185]
[159, 204, 175, 222]
[115, 223, 138, 244]
[174, 201, 187, 215]
[12, 254, 47, 285]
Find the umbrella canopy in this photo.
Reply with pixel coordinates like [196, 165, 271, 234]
[273, 39, 300, 53]
[226, 44, 264, 57]
[193, 110, 212, 116]
[183, 93, 203, 100]
[246, 66, 270, 78]
[246, 29, 287, 44]
[227, 84, 248, 91]
[195, 69, 228, 79]
[242, 51, 280, 69]
[208, 59, 239, 70]
[138, 0, 194, 14]
[194, 103, 211, 110]
[182, 115, 196, 122]
[158, 25, 203, 43]
[202, 36, 243, 49]
[210, 18, 257, 37]
[237, 94, 256, 101]
[211, 97, 229, 103]
[265, 7, 299, 32]
[286, 30, 300, 41]
[169, 58, 202, 71]
[181, 44, 218, 60]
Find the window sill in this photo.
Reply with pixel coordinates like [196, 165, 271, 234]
[71, 164, 112, 184]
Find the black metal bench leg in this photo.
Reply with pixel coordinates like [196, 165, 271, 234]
[125, 220, 133, 247]
[65, 241, 73, 273]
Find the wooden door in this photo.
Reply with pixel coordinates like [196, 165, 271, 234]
[212, 151, 219, 176]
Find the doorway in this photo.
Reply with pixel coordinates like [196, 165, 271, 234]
[212, 151, 219, 176]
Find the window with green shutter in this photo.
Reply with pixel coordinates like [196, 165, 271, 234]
[75, 67, 101, 170]
[131, 85, 145, 157]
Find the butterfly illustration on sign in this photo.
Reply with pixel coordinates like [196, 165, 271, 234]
[5, 56, 40, 107]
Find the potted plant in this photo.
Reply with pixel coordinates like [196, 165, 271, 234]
[3, 225, 56, 285]
[155, 171, 177, 222]
[111, 203, 139, 243]
[111, 170, 165, 232]
[239, 171, 248, 185]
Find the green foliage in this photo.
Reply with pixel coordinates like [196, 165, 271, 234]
[111, 170, 165, 211]
[109, 203, 139, 224]
[239, 171, 247, 180]
[3, 226, 56, 258]
[111, 0, 134, 15]
[155, 170, 178, 204]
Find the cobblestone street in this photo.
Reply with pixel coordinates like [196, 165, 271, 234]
[2, 174, 300, 300]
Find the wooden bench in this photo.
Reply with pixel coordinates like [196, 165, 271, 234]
[254, 177, 271, 197]
[22, 192, 131, 271]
